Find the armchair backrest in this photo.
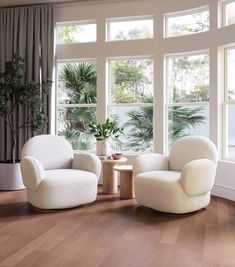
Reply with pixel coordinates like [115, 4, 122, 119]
[21, 135, 73, 170]
[169, 136, 217, 171]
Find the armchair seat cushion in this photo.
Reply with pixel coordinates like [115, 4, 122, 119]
[135, 170, 210, 214]
[136, 171, 181, 188]
[27, 169, 98, 209]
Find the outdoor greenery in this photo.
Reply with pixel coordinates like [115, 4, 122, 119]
[0, 53, 52, 162]
[57, 17, 209, 152]
[123, 95, 206, 152]
[58, 62, 97, 150]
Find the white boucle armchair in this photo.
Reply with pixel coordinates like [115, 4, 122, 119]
[133, 136, 218, 214]
[20, 135, 101, 209]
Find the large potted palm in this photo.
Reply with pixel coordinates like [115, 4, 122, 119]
[0, 53, 52, 190]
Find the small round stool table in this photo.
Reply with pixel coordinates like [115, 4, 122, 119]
[102, 157, 127, 194]
[113, 165, 134, 199]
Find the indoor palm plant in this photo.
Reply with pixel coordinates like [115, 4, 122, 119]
[0, 53, 52, 190]
[89, 118, 123, 156]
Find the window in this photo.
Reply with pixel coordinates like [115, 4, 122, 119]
[165, 6, 209, 37]
[222, 0, 235, 26]
[56, 60, 97, 150]
[166, 52, 210, 148]
[108, 57, 154, 152]
[224, 47, 235, 160]
[56, 21, 96, 44]
[107, 17, 154, 41]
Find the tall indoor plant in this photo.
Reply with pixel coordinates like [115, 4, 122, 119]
[89, 119, 123, 156]
[0, 53, 52, 189]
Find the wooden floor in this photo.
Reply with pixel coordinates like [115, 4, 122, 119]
[0, 188, 235, 267]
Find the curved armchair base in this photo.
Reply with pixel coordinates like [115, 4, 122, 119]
[27, 169, 98, 209]
[135, 171, 210, 214]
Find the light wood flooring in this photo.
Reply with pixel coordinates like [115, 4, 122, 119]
[0, 187, 235, 267]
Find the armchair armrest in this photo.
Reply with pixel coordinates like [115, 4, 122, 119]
[20, 156, 45, 192]
[72, 153, 101, 179]
[180, 159, 217, 197]
[133, 153, 169, 177]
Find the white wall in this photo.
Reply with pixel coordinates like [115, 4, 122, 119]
[55, 0, 235, 201]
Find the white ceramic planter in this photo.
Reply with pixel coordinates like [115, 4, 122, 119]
[96, 140, 110, 156]
[0, 162, 25, 190]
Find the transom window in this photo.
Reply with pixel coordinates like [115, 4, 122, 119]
[222, 0, 235, 26]
[107, 16, 154, 41]
[165, 6, 209, 37]
[56, 21, 97, 44]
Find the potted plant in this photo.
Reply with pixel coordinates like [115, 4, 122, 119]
[0, 53, 52, 190]
[89, 118, 123, 156]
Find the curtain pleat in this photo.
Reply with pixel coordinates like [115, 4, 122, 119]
[0, 5, 55, 161]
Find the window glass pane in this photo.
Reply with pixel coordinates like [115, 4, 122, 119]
[108, 18, 153, 41]
[225, 1, 235, 26]
[226, 48, 235, 101]
[227, 104, 235, 159]
[168, 105, 209, 146]
[57, 23, 96, 44]
[110, 58, 153, 104]
[57, 107, 96, 150]
[166, 9, 209, 37]
[57, 61, 97, 104]
[167, 54, 209, 103]
[110, 106, 153, 152]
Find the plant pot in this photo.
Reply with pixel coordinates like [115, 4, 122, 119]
[96, 140, 110, 156]
[0, 162, 25, 190]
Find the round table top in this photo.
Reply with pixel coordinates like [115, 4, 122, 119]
[102, 157, 127, 164]
[113, 165, 133, 172]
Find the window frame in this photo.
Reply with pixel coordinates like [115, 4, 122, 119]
[221, 0, 235, 27]
[55, 58, 97, 140]
[165, 50, 210, 151]
[164, 5, 209, 38]
[56, 20, 97, 45]
[223, 46, 235, 160]
[107, 56, 154, 153]
[106, 15, 154, 42]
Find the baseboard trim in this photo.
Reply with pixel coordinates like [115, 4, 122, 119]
[212, 184, 235, 202]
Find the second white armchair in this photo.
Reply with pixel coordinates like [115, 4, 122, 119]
[133, 136, 218, 214]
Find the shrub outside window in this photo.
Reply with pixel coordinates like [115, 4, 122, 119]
[56, 60, 97, 150]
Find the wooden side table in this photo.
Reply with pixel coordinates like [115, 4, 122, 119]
[102, 157, 127, 194]
[113, 165, 134, 199]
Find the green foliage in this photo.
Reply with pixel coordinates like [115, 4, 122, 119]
[123, 94, 206, 152]
[168, 106, 206, 144]
[114, 25, 152, 40]
[62, 62, 97, 104]
[57, 25, 77, 44]
[89, 119, 124, 140]
[58, 62, 97, 149]
[169, 55, 209, 103]
[0, 53, 52, 162]
[111, 60, 152, 103]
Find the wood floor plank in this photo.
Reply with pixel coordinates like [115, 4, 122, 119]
[0, 188, 235, 267]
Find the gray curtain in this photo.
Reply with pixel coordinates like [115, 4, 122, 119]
[0, 4, 54, 161]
